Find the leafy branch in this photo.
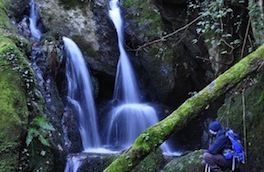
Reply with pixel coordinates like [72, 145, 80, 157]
[26, 116, 55, 147]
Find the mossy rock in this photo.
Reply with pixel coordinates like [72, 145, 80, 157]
[132, 148, 165, 172]
[0, 0, 17, 31]
[0, 39, 29, 171]
[4, 0, 29, 21]
[124, 0, 164, 42]
[77, 148, 164, 172]
[77, 153, 118, 172]
[163, 150, 205, 172]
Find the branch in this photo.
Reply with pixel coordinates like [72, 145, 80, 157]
[104, 44, 264, 172]
[132, 15, 203, 52]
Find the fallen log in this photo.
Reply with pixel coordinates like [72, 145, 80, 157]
[104, 45, 264, 172]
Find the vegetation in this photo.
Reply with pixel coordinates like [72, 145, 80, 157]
[104, 45, 264, 171]
[124, 0, 164, 42]
[217, 71, 264, 171]
[0, 1, 56, 171]
[0, 0, 33, 169]
[0, 59, 28, 171]
[188, 0, 246, 55]
[26, 116, 55, 147]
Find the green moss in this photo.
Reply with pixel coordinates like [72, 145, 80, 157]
[0, 0, 16, 31]
[124, 0, 164, 41]
[123, 0, 133, 8]
[217, 70, 264, 171]
[0, 28, 43, 171]
[163, 150, 205, 172]
[0, 1, 55, 171]
[40, 30, 62, 44]
[0, 43, 28, 172]
[6, 33, 31, 56]
[132, 149, 164, 172]
[103, 148, 164, 172]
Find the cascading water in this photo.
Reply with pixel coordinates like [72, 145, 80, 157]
[109, 0, 140, 103]
[63, 36, 101, 151]
[63, 37, 118, 172]
[106, 0, 173, 154]
[64, 156, 82, 172]
[29, 0, 42, 40]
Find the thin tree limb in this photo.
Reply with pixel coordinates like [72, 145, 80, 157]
[132, 15, 203, 52]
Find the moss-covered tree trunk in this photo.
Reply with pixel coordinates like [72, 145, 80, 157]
[104, 45, 264, 172]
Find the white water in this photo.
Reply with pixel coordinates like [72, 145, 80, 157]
[107, 103, 159, 148]
[29, 0, 42, 39]
[109, 0, 140, 103]
[63, 37, 119, 172]
[64, 156, 82, 172]
[63, 37, 101, 150]
[107, 0, 176, 155]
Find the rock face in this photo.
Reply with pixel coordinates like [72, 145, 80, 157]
[0, 48, 28, 171]
[66, 149, 164, 172]
[35, 0, 119, 77]
[34, 0, 211, 106]
[0, 1, 30, 170]
[5, 0, 30, 21]
[163, 150, 205, 172]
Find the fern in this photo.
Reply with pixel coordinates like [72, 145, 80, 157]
[26, 116, 55, 147]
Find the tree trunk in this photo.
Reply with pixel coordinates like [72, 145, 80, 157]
[103, 45, 264, 172]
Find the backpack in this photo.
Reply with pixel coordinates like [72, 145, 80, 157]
[223, 129, 245, 171]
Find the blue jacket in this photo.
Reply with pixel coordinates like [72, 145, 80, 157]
[208, 128, 232, 154]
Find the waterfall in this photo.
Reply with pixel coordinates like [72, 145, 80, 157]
[64, 156, 82, 172]
[109, 0, 140, 103]
[63, 37, 101, 150]
[106, 0, 174, 154]
[63, 37, 118, 172]
[29, 0, 42, 39]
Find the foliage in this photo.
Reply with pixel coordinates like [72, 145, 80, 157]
[248, 0, 264, 46]
[0, 35, 30, 171]
[26, 116, 55, 147]
[188, 0, 252, 56]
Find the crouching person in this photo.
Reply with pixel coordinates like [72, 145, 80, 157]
[202, 121, 232, 172]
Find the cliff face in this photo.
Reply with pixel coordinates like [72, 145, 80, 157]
[34, 0, 211, 105]
[0, 41, 29, 171]
[0, 1, 29, 170]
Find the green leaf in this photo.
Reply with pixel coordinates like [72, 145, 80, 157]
[38, 134, 51, 147]
[32, 116, 55, 131]
[226, 8, 233, 13]
[40, 150, 46, 156]
[26, 128, 40, 146]
[26, 132, 33, 146]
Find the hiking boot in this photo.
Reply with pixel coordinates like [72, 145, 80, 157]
[210, 165, 224, 172]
